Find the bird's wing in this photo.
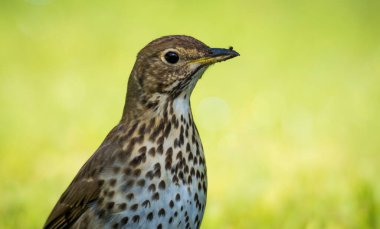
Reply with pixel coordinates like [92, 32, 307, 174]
[43, 137, 121, 229]
[43, 177, 100, 229]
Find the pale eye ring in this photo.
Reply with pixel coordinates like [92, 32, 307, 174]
[164, 51, 179, 64]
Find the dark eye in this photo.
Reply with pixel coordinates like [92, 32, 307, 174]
[164, 51, 179, 64]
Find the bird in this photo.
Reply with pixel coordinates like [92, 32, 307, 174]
[44, 35, 239, 229]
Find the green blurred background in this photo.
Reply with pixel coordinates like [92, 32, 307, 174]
[1, 0, 380, 228]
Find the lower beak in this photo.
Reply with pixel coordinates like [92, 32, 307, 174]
[192, 48, 240, 65]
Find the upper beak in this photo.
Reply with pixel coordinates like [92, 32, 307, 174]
[191, 47, 240, 65]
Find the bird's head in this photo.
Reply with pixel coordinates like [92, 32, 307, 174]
[130, 35, 239, 97]
[123, 35, 239, 120]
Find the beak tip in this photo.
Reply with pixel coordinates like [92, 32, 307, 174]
[209, 47, 240, 59]
[232, 50, 240, 57]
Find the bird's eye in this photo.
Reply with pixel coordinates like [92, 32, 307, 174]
[164, 51, 179, 64]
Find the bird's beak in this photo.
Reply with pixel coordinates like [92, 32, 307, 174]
[191, 48, 240, 65]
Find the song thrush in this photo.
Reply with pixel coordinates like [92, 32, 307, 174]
[44, 35, 239, 229]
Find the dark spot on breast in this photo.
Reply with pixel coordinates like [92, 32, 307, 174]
[133, 169, 141, 176]
[119, 203, 127, 210]
[158, 208, 166, 217]
[148, 147, 156, 156]
[163, 103, 169, 119]
[145, 171, 154, 180]
[166, 147, 174, 157]
[97, 209, 105, 219]
[98, 179, 105, 186]
[164, 122, 171, 137]
[123, 144, 133, 159]
[133, 135, 144, 145]
[132, 215, 140, 223]
[124, 179, 135, 189]
[176, 151, 183, 160]
[130, 203, 138, 211]
[171, 115, 179, 128]
[127, 122, 138, 136]
[194, 193, 199, 201]
[107, 191, 115, 198]
[169, 200, 174, 208]
[187, 152, 194, 161]
[157, 224, 162, 229]
[185, 127, 189, 138]
[148, 183, 156, 192]
[174, 138, 180, 148]
[126, 193, 134, 200]
[150, 119, 164, 141]
[147, 212, 154, 221]
[157, 135, 164, 145]
[147, 118, 155, 132]
[121, 216, 129, 225]
[194, 215, 199, 224]
[139, 146, 147, 154]
[165, 149, 173, 169]
[109, 179, 117, 186]
[190, 167, 195, 176]
[178, 171, 184, 180]
[142, 200, 151, 208]
[152, 192, 160, 200]
[154, 165, 161, 178]
[124, 168, 132, 176]
[106, 202, 114, 210]
[158, 180, 166, 189]
[192, 134, 196, 143]
[157, 144, 163, 155]
[175, 193, 181, 201]
[112, 166, 120, 174]
[130, 152, 146, 167]
[172, 175, 179, 184]
[179, 126, 184, 145]
[137, 179, 145, 187]
[138, 123, 146, 135]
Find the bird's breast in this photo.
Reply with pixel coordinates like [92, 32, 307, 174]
[90, 108, 207, 229]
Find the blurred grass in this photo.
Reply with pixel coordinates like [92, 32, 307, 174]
[1, 0, 380, 228]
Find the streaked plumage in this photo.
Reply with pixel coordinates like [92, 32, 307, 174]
[44, 35, 239, 229]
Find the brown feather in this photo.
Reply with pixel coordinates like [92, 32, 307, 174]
[44, 127, 123, 229]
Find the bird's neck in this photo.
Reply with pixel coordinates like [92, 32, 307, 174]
[121, 66, 207, 124]
[121, 78, 192, 124]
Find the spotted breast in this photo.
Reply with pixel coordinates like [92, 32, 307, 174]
[44, 35, 239, 229]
